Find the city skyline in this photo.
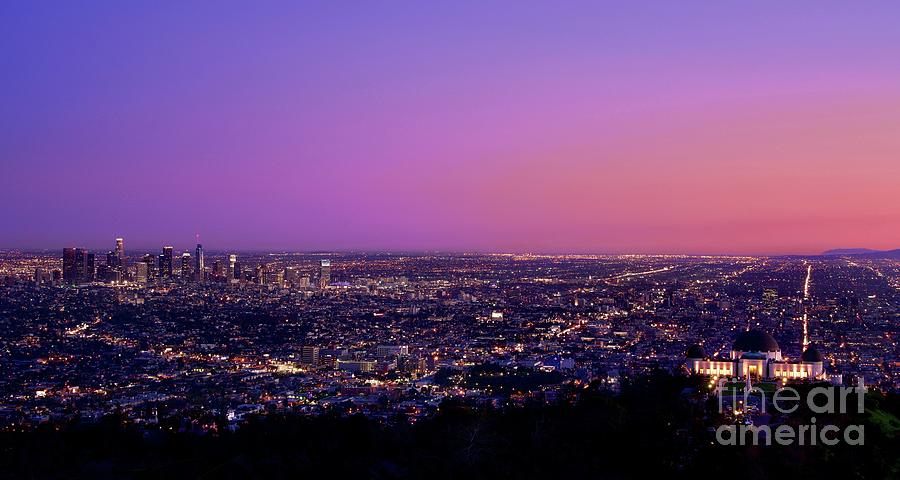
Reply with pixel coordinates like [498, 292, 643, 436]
[2, 248, 897, 461]
[3, 2, 900, 254]
[15, 237, 900, 258]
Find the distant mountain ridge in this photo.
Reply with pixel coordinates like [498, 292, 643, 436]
[822, 248, 879, 255]
[822, 248, 900, 259]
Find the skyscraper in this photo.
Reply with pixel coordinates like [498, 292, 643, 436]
[256, 264, 267, 285]
[181, 252, 192, 279]
[62, 248, 77, 283]
[114, 237, 125, 276]
[106, 251, 117, 269]
[141, 254, 156, 280]
[62, 248, 91, 284]
[106, 250, 118, 270]
[228, 254, 236, 281]
[115, 237, 124, 262]
[95, 264, 109, 282]
[103, 237, 126, 282]
[135, 262, 149, 284]
[284, 266, 298, 286]
[319, 259, 331, 290]
[159, 246, 174, 278]
[106, 251, 121, 282]
[85, 253, 95, 281]
[194, 243, 204, 282]
[73, 248, 87, 282]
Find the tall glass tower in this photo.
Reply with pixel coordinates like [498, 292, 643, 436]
[194, 243, 204, 282]
[114, 238, 125, 263]
[160, 246, 174, 278]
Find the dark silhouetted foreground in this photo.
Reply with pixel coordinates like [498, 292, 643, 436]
[1, 372, 897, 479]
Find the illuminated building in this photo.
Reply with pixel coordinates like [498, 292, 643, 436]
[135, 261, 149, 284]
[114, 237, 125, 278]
[301, 346, 320, 366]
[181, 252, 192, 279]
[376, 345, 409, 359]
[105, 251, 122, 282]
[141, 254, 156, 280]
[256, 264, 267, 285]
[61, 247, 90, 284]
[85, 253, 95, 281]
[159, 246, 174, 278]
[115, 237, 125, 263]
[336, 359, 376, 373]
[106, 250, 118, 269]
[194, 243, 204, 282]
[319, 259, 331, 289]
[62, 248, 77, 283]
[284, 266, 298, 286]
[686, 330, 826, 380]
[73, 248, 87, 282]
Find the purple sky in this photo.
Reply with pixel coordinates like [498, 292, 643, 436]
[2, 2, 899, 254]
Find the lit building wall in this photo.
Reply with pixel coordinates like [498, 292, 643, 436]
[770, 362, 823, 379]
[690, 360, 735, 376]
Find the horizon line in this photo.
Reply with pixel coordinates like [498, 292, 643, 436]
[2, 245, 894, 258]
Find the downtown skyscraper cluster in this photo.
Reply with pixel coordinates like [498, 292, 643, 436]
[56, 237, 335, 290]
[61, 237, 205, 285]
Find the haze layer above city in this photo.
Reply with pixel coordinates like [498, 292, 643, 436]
[3, 2, 899, 254]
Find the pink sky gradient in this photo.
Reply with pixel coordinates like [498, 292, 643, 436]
[2, 2, 899, 254]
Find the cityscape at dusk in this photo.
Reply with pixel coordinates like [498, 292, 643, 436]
[1, 2, 899, 479]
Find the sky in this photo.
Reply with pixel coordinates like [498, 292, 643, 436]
[2, 1, 899, 254]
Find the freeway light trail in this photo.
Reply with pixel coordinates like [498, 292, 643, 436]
[802, 264, 812, 348]
[610, 266, 673, 280]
